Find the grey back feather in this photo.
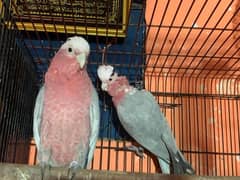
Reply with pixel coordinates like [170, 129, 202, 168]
[117, 90, 178, 162]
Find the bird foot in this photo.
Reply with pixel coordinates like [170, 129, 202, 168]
[40, 163, 51, 180]
[67, 161, 80, 180]
[116, 145, 145, 158]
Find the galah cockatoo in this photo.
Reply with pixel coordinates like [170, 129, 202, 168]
[34, 36, 100, 179]
[97, 65, 195, 175]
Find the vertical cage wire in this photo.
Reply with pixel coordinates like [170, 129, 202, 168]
[145, 0, 240, 176]
[0, 0, 239, 176]
[0, 0, 37, 163]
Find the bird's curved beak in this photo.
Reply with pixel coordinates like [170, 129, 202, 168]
[76, 53, 86, 69]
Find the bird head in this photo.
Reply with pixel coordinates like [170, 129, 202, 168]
[97, 65, 118, 91]
[60, 36, 90, 70]
[97, 65, 132, 105]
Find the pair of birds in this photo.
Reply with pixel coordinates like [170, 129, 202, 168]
[33, 36, 195, 179]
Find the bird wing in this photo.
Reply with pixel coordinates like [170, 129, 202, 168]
[33, 86, 45, 150]
[117, 90, 179, 162]
[86, 86, 100, 166]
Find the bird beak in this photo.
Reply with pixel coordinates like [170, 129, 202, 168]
[76, 53, 86, 69]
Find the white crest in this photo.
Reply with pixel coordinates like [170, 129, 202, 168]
[97, 65, 114, 82]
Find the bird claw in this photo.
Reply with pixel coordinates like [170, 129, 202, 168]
[40, 163, 51, 180]
[116, 145, 145, 158]
[67, 168, 76, 180]
[67, 161, 80, 180]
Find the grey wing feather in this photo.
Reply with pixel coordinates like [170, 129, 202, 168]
[87, 87, 100, 166]
[33, 86, 45, 150]
[117, 90, 179, 163]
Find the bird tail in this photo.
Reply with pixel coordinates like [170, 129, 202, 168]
[161, 135, 195, 175]
[169, 150, 195, 175]
[157, 157, 170, 174]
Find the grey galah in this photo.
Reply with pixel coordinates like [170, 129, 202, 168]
[97, 65, 195, 174]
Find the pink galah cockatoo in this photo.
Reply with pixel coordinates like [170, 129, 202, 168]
[33, 36, 100, 179]
[97, 65, 195, 175]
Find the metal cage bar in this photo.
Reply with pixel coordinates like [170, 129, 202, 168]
[0, 0, 239, 176]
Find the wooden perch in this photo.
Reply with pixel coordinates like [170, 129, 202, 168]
[0, 163, 237, 180]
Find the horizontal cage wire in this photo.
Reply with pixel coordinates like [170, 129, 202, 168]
[0, 0, 239, 177]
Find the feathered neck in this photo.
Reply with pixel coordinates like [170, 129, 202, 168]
[107, 76, 134, 106]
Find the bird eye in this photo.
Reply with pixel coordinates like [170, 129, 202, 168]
[68, 47, 72, 53]
[109, 78, 112, 81]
